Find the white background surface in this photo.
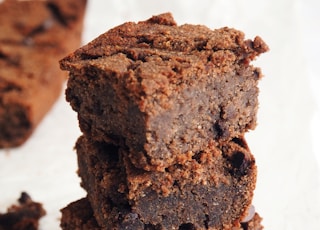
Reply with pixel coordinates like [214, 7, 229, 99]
[1, 0, 320, 229]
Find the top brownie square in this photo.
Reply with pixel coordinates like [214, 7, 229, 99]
[61, 13, 268, 171]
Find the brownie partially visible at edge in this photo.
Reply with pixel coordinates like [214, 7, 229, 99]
[60, 197, 263, 230]
[0, 0, 87, 148]
[76, 135, 257, 229]
[61, 12, 269, 171]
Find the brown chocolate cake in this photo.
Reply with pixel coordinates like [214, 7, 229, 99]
[76, 135, 257, 229]
[60, 13, 268, 229]
[0, 192, 46, 230]
[60, 197, 263, 230]
[0, 0, 87, 148]
[61, 13, 268, 171]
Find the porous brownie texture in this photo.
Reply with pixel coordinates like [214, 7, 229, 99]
[0, 192, 46, 230]
[61, 13, 268, 171]
[76, 135, 257, 229]
[0, 0, 87, 148]
[60, 197, 263, 230]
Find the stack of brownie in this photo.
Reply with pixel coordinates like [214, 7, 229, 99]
[60, 13, 268, 229]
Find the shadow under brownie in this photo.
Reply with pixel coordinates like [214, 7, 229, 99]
[61, 13, 268, 171]
[76, 135, 257, 229]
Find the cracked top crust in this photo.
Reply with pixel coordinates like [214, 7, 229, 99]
[61, 12, 268, 112]
[60, 13, 268, 66]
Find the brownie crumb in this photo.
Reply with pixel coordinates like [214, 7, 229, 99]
[0, 192, 46, 230]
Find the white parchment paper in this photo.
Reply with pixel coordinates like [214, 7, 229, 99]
[1, 0, 320, 229]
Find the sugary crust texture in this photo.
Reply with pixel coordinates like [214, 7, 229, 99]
[62, 12, 268, 171]
[0, 0, 87, 148]
[60, 197, 263, 230]
[76, 135, 257, 229]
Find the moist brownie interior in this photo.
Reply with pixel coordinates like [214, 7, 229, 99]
[60, 197, 264, 230]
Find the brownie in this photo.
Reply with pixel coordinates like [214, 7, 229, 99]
[0, 0, 87, 148]
[76, 135, 257, 229]
[60, 197, 263, 230]
[60, 197, 100, 230]
[0, 192, 46, 230]
[61, 13, 268, 171]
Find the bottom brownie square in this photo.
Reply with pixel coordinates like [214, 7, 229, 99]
[76, 136, 257, 229]
[60, 197, 263, 230]
[60, 197, 100, 230]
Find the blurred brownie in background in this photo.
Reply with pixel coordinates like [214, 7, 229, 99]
[0, 0, 87, 148]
